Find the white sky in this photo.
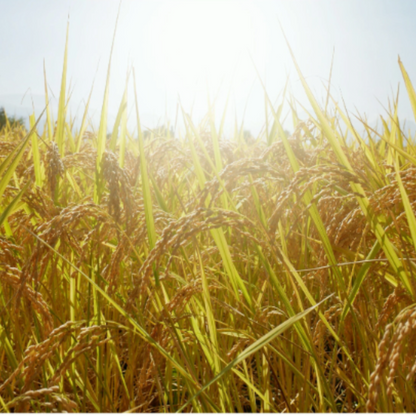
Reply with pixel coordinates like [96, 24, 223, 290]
[1, 0, 416, 136]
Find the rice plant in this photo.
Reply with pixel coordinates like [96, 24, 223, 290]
[1, 29, 416, 413]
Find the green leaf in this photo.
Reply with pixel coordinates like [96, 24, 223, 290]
[76, 81, 95, 153]
[399, 57, 416, 124]
[0, 181, 31, 229]
[133, 69, 158, 285]
[56, 21, 69, 156]
[0, 108, 46, 203]
[118, 89, 128, 169]
[177, 296, 329, 413]
[43, 60, 54, 142]
[29, 114, 42, 187]
[109, 76, 128, 152]
[94, 6, 121, 204]
[395, 156, 416, 254]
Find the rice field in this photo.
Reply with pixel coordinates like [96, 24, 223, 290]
[1, 32, 416, 412]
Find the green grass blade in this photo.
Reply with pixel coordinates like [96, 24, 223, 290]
[398, 57, 416, 124]
[133, 70, 158, 287]
[0, 143, 19, 180]
[76, 81, 95, 153]
[56, 20, 69, 156]
[118, 75, 129, 168]
[0, 180, 31, 229]
[395, 157, 416, 254]
[149, 172, 168, 212]
[43, 60, 54, 142]
[93, 4, 121, 204]
[29, 114, 42, 187]
[109, 79, 128, 152]
[340, 240, 381, 323]
[381, 134, 416, 166]
[177, 296, 328, 413]
[0, 108, 46, 203]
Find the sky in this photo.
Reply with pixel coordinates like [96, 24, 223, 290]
[1, 0, 416, 137]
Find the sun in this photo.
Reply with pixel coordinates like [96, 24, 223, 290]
[147, 0, 266, 100]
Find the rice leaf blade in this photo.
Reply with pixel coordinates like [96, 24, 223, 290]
[177, 297, 328, 413]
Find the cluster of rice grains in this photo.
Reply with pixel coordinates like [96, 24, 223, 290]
[1, 86, 416, 413]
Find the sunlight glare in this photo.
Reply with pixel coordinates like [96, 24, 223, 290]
[148, 0, 266, 99]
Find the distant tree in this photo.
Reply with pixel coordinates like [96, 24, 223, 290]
[0, 107, 24, 131]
